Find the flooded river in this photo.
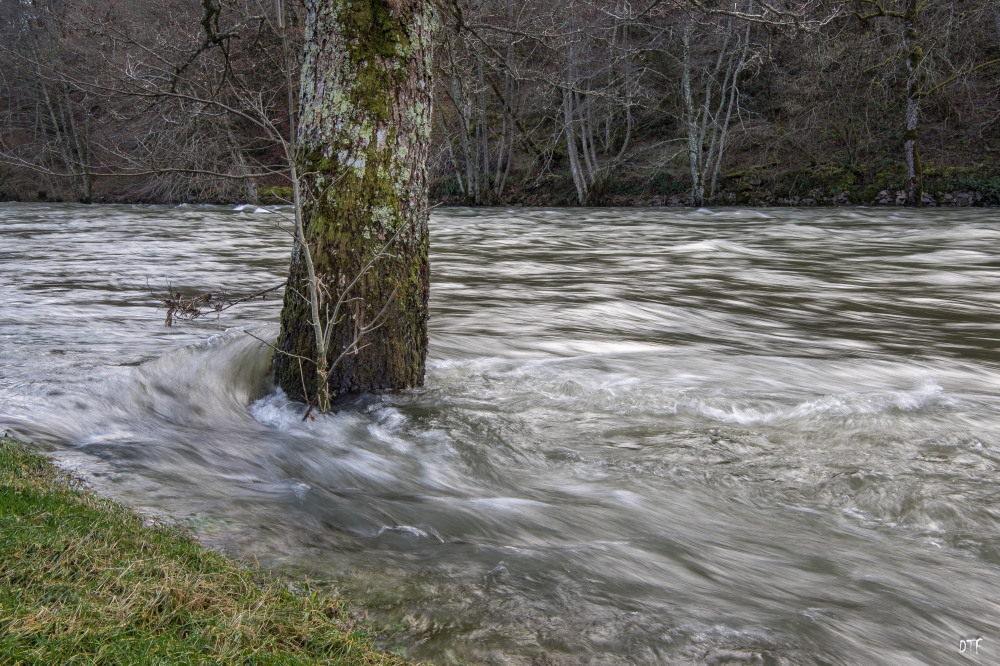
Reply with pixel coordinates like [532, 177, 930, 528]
[2, 203, 999, 664]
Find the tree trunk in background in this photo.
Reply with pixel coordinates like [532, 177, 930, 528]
[563, 86, 588, 204]
[993, 2, 1000, 45]
[274, 0, 434, 403]
[682, 22, 704, 207]
[903, 0, 923, 206]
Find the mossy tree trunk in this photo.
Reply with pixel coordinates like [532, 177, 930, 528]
[274, 0, 434, 406]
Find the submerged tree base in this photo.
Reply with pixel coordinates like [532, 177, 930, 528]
[0, 434, 407, 665]
[273, 0, 433, 409]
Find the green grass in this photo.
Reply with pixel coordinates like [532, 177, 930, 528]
[0, 434, 409, 665]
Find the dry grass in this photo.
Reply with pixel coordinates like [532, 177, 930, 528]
[0, 435, 409, 665]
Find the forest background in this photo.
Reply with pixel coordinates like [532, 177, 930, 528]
[1, 0, 998, 208]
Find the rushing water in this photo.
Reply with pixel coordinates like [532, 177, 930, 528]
[2, 203, 1000, 665]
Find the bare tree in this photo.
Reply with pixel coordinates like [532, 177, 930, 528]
[853, 0, 999, 206]
[681, 3, 756, 205]
[0, 0, 290, 202]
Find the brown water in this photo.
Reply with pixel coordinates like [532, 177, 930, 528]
[2, 203, 1000, 664]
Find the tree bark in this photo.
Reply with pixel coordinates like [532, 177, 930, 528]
[993, 2, 1000, 45]
[274, 0, 434, 404]
[563, 86, 588, 205]
[903, 0, 923, 206]
[682, 22, 705, 207]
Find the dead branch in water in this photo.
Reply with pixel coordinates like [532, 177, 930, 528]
[151, 280, 286, 326]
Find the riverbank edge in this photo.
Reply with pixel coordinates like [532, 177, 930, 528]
[0, 433, 410, 665]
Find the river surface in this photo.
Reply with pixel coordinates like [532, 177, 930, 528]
[2, 203, 1000, 665]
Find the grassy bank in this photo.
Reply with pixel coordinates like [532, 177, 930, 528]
[0, 434, 407, 665]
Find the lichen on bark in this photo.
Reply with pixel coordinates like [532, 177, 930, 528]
[274, 0, 434, 405]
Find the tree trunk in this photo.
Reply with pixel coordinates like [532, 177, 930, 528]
[993, 2, 1000, 45]
[563, 87, 587, 205]
[682, 22, 704, 207]
[274, 0, 434, 405]
[903, 0, 923, 206]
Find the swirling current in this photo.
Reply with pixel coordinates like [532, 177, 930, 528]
[2, 203, 999, 664]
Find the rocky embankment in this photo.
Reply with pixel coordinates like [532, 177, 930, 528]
[644, 189, 998, 208]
